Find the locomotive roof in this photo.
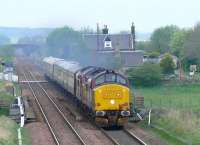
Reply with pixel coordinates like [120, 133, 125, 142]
[79, 66, 106, 79]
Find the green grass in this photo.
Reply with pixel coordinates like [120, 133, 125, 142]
[0, 81, 15, 104]
[0, 116, 18, 145]
[21, 127, 31, 145]
[14, 83, 22, 96]
[0, 56, 14, 63]
[0, 81, 31, 144]
[0, 91, 14, 104]
[0, 116, 31, 145]
[0, 65, 3, 72]
[133, 84, 200, 145]
[0, 108, 9, 116]
[139, 121, 188, 145]
[134, 84, 200, 112]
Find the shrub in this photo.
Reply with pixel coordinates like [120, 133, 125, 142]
[127, 62, 162, 86]
[148, 51, 160, 58]
[160, 53, 175, 74]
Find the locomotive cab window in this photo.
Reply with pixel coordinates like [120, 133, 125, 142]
[117, 75, 127, 85]
[105, 73, 116, 82]
[94, 73, 128, 86]
[95, 75, 105, 85]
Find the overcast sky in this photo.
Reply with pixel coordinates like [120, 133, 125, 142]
[0, 0, 200, 32]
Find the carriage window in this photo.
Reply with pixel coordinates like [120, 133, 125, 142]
[117, 75, 126, 85]
[105, 73, 116, 82]
[95, 75, 105, 85]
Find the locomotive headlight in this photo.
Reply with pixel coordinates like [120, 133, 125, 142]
[110, 99, 115, 105]
[121, 111, 130, 116]
[96, 111, 106, 116]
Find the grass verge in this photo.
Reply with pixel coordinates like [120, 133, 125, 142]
[0, 116, 18, 145]
[0, 108, 9, 116]
[0, 81, 15, 104]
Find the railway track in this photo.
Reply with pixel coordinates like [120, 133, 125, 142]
[124, 129, 147, 145]
[28, 70, 146, 145]
[17, 58, 148, 145]
[22, 69, 87, 145]
[28, 69, 147, 145]
[101, 128, 147, 145]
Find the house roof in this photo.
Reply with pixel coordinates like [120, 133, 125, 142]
[83, 33, 134, 51]
[97, 51, 143, 67]
[104, 35, 111, 41]
[121, 51, 143, 67]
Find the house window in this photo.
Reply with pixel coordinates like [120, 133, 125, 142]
[104, 41, 112, 48]
[104, 35, 112, 49]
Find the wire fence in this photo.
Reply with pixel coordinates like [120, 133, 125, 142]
[129, 75, 200, 144]
[138, 84, 200, 145]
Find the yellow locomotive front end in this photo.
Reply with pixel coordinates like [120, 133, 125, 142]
[92, 72, 131, 127]
[94, 84, 130, 126]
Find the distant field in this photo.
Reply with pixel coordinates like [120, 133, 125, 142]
[134, 84, 200, 145]
[134, 84, 200, 112]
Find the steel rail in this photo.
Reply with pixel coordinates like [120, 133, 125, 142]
[28, 70, 87, 145]
[100, 128, 120, 145]
[124, 129, 147, 145]
[22, 71, 60, 145]
[23, 64, 146, 145]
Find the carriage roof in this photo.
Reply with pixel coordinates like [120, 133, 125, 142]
[43, 57, 64, 65]
[55, 60, 82, 73]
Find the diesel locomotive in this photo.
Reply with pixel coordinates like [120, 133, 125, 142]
[43, 57, 132, 127]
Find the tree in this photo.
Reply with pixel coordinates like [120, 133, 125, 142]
[170, 29, 192, 57]
[136, 41, 151, 51]
[182, 23, 200, 69]
[18, 35, 46, 45]
[127, 63, 162, 86]
[0, 45, 15, 61]
[160, 53, 175, 74]
[0, 35, 10, 45]
[148, 51, 160, 58]
[46, 26, 90, 62]
[150, 25, 179, 53]
[80, 26, 94, 34]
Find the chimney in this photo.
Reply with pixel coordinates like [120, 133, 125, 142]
[102, 25, 108, 34]
[131, 22, 135, 50]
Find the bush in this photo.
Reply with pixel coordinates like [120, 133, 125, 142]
[148, 51, 160, 58]
[160, 53, 175, 74]
[127, 63, 162, 86]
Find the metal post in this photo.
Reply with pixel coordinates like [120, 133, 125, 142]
[148, 109, 152, 126]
